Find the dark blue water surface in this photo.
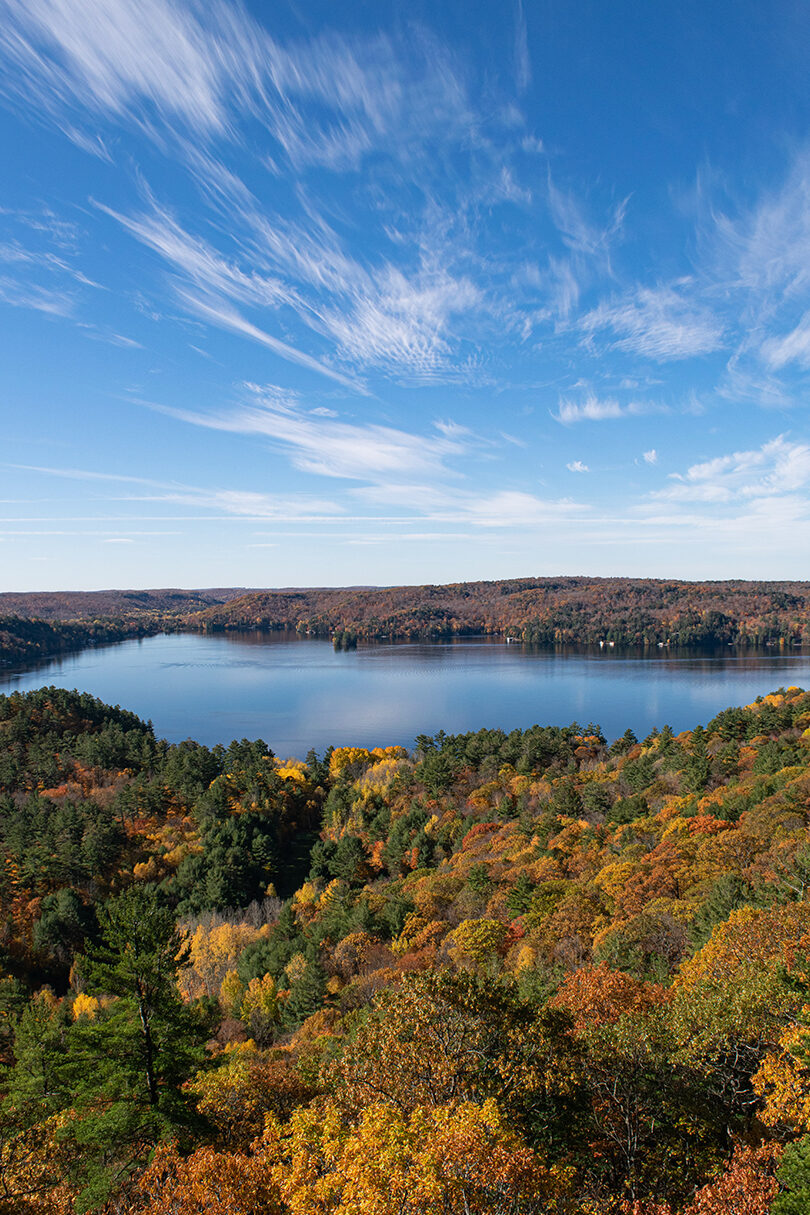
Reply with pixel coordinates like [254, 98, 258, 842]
[2, 631, 810, 755]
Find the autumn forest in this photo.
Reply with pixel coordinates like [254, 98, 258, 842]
[1, 683, 810, 1212]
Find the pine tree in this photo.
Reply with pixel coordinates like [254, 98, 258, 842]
[64, 886, 215, 1210]
[774, 1136, 810, 1215]
[282, 955, 327, 1029]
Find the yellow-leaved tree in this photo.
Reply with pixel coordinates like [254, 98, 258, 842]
[137, 1098, 560, 1214]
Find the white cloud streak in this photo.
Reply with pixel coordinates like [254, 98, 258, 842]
[153, 387, 472, 483]
[761, 312, 810, 370]
[710, 153, 810, 404]
[553, 394, 661, 424]
[318, 266, 480, 382]
[96, 197, 367, 386]
[9, 0, 810, 561]
[178, 289, 364, 391]
[580, 283, 724, 361]
[0, 0, 501, 385]
[353, 481, 590, 529]
[0, 276, 74, 315]
[96, 182, 483, 384]
[0, 208, 100, 320]
[0, 0, 475, 170]
[144, 388, 595, 532]
[10, 462, 342, 518]
[513, 0, 531, 93]
[547, 178, 627, 262]
[649, 436, 810, 504]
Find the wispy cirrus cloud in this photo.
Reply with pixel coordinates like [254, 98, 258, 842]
[95, 197, 292, 312]
[153, 384, 474, 483]
[0, 0, 504, 385]
[708, 153, 810, 405]
[0, 206, 100, 318]
[95, 193, 367, 387]
[760, 311, 810, 370]
[0, 0, 474, 169]
[525, 179, 629, 328]
[513, 0, 531, 93]
[136, 391, 588, 532]
[0, 0, 232, 134]
[10, 462, 342, 518]
[580, 283, 724, 362]
[0, 276, 75, 316]
[176, 289, 364, 391]
[715, 153, 810, 310]
[6, 0, 670, 396]
[98, 188, 485, 384]
[319, 265, 481, 382]
[352, 481, 590, 529]
[547, 178, 627, 263]
[461, 489, 588, 528]
[544, 255, 583, 319]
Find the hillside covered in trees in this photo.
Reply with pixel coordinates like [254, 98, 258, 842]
[188, 576, 810, 648]
[4, 578, 810, 670]
[2, 685, 810, 1210]
[0, 589, 249, 668]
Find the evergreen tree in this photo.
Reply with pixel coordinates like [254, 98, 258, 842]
[64, 886, 214, 1210]
[506, 872, 535, 916]
[282, 955, 328, 1029]
[610, 727, 638, 756]
[33, 888, 96, 970]
[5, 989, 71, 1118]
[773, 1136, 810, 1215]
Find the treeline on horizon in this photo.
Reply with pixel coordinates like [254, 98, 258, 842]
[4, 576, 810, 668]
[3, 685, 810, 1210]
[192, 576, 810, 648]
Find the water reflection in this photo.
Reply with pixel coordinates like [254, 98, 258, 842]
[2, 630, 810, 755]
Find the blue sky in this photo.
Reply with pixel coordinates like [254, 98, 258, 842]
[2, 0, 810, 590]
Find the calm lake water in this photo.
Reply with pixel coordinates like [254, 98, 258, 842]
[2, 631, 810, 756]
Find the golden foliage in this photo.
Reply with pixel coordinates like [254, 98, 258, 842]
[675, 903, 810, 993]
[179, 920, 270, 1002]
[136, 1141, 281, 1215]
[262, 1098, 557, 1215]
[70, 992, 99, 1021]
[191, 1047, 316, 1150]
[446, 918, 508, 967]
[753, 1019, 810, 1133]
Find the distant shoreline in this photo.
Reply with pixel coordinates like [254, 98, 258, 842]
[3, 576, 810, 668]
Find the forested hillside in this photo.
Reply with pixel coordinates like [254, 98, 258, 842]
[2, 686, 810, 1210]
[190, 576, 810, 648]
[0, 615, 165, 669]
[0, 589, 249, 668]
[0, 589, 251, 622]
[4, 579, 810, 671]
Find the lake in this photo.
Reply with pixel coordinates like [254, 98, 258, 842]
[2, 631, 810, 755]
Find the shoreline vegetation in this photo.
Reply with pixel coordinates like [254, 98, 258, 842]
[2, 683, 810, 1210]
[0, 589, 248, 669]
[4, 575, 810, 668]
